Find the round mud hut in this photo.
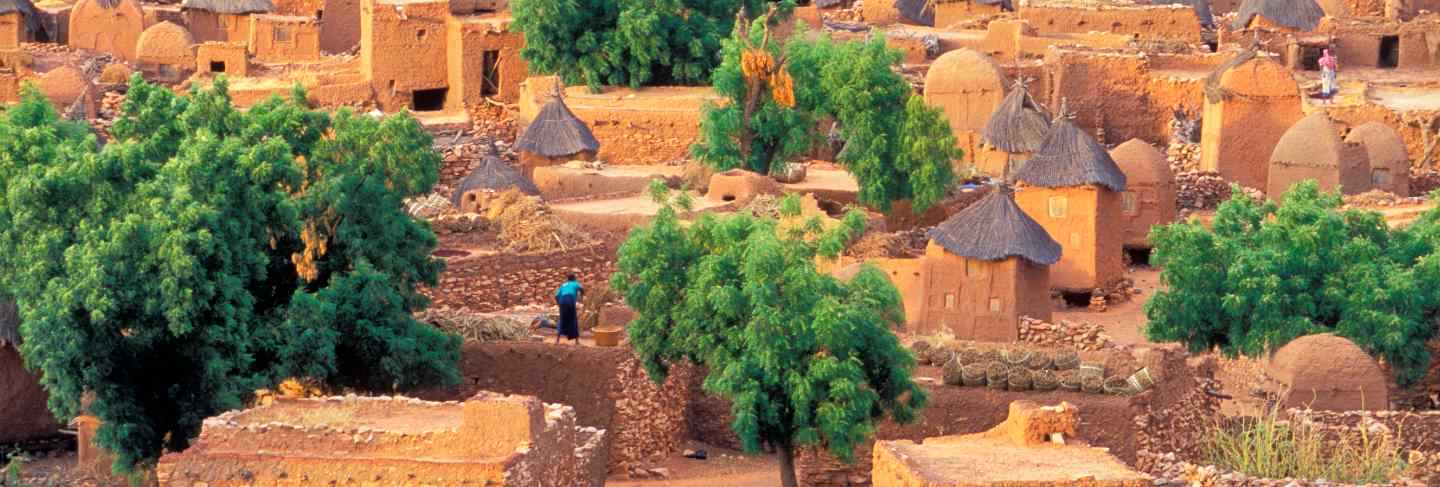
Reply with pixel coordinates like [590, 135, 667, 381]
[450, 144, 541, 213]
[182, 0, 275, 43]
[1200, 49, 1303, 192]
[38, 66, 95, 119]
[1231, 0, 1326, 31]
[982, 78, 1050, 179]
[0, 0, 45, 47]
[514, 94, 599, 179]
[1267, 112, 1370, 197]
[0, 300, 61, 443]
[1268, 333, 1388, 411]
[1345, 122, 1409, 197]
[1110, 139, 1176, 249]
[68, 0, 145, 60]
[924, 188, 1060, 341]
[136, 21, 197, 82]
[924, 48, 1008, 175]
[1012, 107, 1127, 293]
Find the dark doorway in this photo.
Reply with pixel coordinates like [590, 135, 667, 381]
[1299, 45, 1324, 71]
[411, 88, 448, 111]
[1378, 35, 1400, 68]
[1124, 246, 1153, 267]
[481, 50, 500, 97]
[210, 61, 226, 73]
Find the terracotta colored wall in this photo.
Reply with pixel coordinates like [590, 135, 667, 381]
[0, 72, 19, 105]
[1397, 30, 1437, 69]
[1199, 58, 1303, 191]
[1267, 141, 1371, 196]
[1333, 33, 1382, 68]
[1317, 103, 1439, 172]
[68, 0, 145, 60]
[1016, 185, 1123, 292]
[1121, 182, 1176, 248]
[518, 79, 718, 166]
[186, 11, 251, 43]
[361, 0, 448, 111]
[1043, 48, 1220, 147]
[142, 5, 184, 26]
[1019, 4, 1202, 42]
[922, 51, 1005, 172]
[0, 346, 60, 443]
[250, 16, 321, 62]
[936, 0, 1004, 27]
[0, 12, 22, 48]
[920, 244, 1039, 342]
[446, 15, 527, 108]
[195, 42, 248, 76]
[319, 0, 360, 53]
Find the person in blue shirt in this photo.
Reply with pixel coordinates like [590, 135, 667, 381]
[554, 273, 584, 344]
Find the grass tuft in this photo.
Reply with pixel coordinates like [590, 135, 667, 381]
[1204, 402, 1405, 484]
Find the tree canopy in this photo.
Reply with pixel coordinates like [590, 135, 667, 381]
[1145, 181, 1438, 385]
[611, 183, 927, 487]
[0, 78, 461, 472]
[511, 0, 794, 92]
[691, 21, 960, 213]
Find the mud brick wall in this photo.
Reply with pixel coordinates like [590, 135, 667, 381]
[1020, 4, 1202, 42]
[420, 342, 694, 474]
[1042, 48, 1215, 147]
[423, 242, 616, 312]
[1315, 103, 1440, 171]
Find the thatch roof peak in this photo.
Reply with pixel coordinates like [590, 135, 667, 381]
[1013, 116, 1127, 192]
[450, 145, 541, 205]
[982, 78, 1051, 153]
[181, 0, 274, 14]
[515, 95, 600, 158]
[928, 188, 1061, 265]
[1231, 0, 1324, 31]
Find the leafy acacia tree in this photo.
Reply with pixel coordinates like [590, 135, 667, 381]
[0, 78, 460, 472]
[1145, 181, 1438, 385]
[692, 24, 960, 213]
[512, 0, 793, 92]
[611, 184, 927, 487]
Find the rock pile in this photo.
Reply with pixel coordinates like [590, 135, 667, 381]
[1143, 452, 1427, 487]
[1167, 142, 1200, 174]
[1343, 189, 1424, 208]
[1175, 171, 1261, 210]
[1018, 317, 1116, 351]
[1411, 169, 1440, 196]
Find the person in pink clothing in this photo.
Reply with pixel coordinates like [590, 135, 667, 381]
[1319, 49, 1338, 98]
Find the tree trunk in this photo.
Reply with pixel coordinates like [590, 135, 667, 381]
[778, 443, 799, 487]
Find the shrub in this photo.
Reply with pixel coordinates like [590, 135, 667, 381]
[1145, 181, 1439, 385]
[1205, 403, 1404, 483]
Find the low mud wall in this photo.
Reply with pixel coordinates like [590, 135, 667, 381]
[423, 242, 616, 312]
[418, 342, 693, 475]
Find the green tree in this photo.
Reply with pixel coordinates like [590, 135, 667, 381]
[1145, 181, 1437, 385]
[0, 77, 460, 473]
[512, 0, 794, 93]
[692, 29, 960, 213]
[611, 183, 927, 487]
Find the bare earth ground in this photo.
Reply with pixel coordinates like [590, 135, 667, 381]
[605, 442, 781, 487]
[1053, 267, 1162, 346]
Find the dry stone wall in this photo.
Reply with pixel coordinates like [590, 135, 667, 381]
[422, 242, 616, 312]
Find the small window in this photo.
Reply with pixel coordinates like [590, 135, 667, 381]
[417, 28, 427, 40]
[945, 294, 955, 310]
[316, 9, 323, 20]
[1121, 191, 1139, 215]
[209, 61, 226, 73]
[274, 26, 292, 42]
[1048, 196, 1068, 218]
[1372, 169, 1389, 185]
[988, 297, 1001, 313]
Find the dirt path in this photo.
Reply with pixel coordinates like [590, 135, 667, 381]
[1053, 267, 1164, 346]
[606, 442, 780, 487]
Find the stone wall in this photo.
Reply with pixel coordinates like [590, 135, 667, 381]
[421, 241, 616, 312]
[1042, 47, 1223, 149]
[1287, 409, 1440, 455]
[420, 342, 694, 475]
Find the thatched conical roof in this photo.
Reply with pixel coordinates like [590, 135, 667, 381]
[894, 0, 935, 25]
[982, 78, 1051, 153]
[0, 299, 19, 347]
[515, 95, 600, 158]
[450, 145, 541, 205]
[1231, 0, 1324, 31]
[928, 188, 1061, 265]
[0, 0, 43, 39]
[1014, 108, 1127, 192]
[181, 0, 273, 14]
